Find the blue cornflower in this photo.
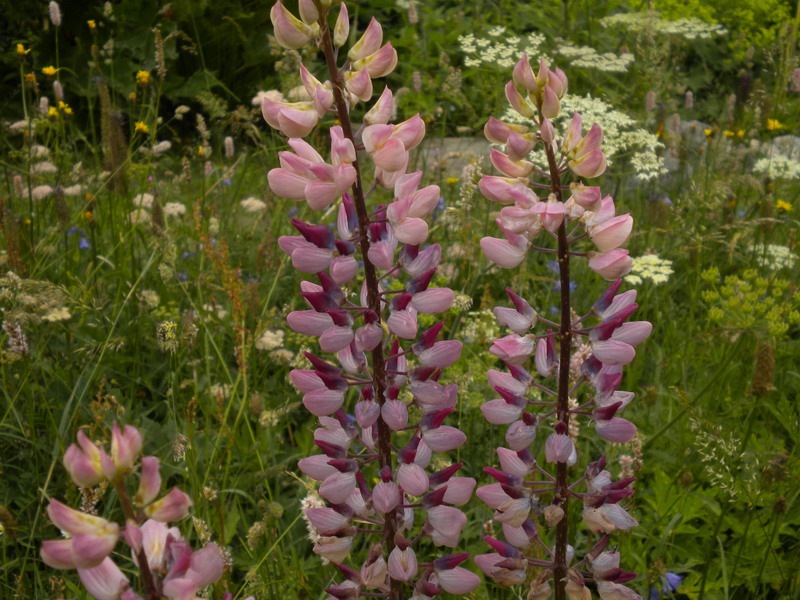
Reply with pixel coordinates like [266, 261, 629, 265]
[79, 237, 90, 250]
[649, 572, 684, 598]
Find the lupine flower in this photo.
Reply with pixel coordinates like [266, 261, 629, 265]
[264, 4, 479, 597]
[476, 56, 651, 599]
[41, 424, 223, 599]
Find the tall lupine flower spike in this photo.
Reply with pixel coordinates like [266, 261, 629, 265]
[477, 56, 652, 600]
[265, 4, 477, 599]
[40, 423, 241, 600]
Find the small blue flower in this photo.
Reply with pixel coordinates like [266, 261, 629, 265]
[288, 207, 299, 217]
[664, 572, 683, 594]
[223, 178, 232, 186]
[79, 237, 90, 250]
[737, 209, 746, 218]
[549, 305, 559, 314]
[178, 272, 189, 282]
[181, 250, 192, 260]
[436, 196, 445, 212]
[546, 260, 559, 274]
[67, 226, 78, 236]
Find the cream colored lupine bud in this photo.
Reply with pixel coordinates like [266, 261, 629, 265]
[49, 1, 62, 26]
[684, 90, 693, 109]
[543, 504, 564, 527]
[39, 96, 49, 115]
[224, 136, 234, 158]
[53, 80, 64, 101]
[333, 3, 349, 47]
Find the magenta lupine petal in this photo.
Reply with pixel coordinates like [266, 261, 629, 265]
[595, 417, 637, 443]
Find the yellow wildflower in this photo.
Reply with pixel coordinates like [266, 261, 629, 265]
[703, 128, 714, 137]
[197, 145, 205, 157]
[134, 121, 149, 134]
[136, 70, 150, 85]
[87, 20, 96, 31]
[47, 106, 58, 118]
[776, 200, 792, 212]
[24, 73, 36, 85]
[42, 65, 57, 76]
[58, 101, 73, 115]
[444, 177, 459, 184]
[722, 130, 734, 138]
[766, 119, 782, 131]
[16, 44, 31, 56]
[129, 92, 137, 102]
[736, 130, 745, 138]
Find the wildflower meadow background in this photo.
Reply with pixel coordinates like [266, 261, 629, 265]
[1, 0, 800, 599]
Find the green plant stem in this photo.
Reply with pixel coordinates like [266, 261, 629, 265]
[316, 9, 401, 600]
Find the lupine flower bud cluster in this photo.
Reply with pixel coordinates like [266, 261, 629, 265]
[41, 423, 232, 600]
[475, 54, 652, 600]
[267, 3, 478, 598]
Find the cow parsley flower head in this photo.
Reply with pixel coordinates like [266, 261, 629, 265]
[625, 254, 673, 285]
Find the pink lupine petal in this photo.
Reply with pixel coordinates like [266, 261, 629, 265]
[421, 425, 466, 452]
[357, 42, 398, 78]
[407, 185, 440, 217]
[415, 340, 462, 368]
[480, 399, 523, 425]
[589, 249, 633, 281]
[145, 487, 192, 522]
[611, 321, 652, 346]
[397, 463, 429, 496]
[392, 114, 426, 150]
[479, 175, 520, 204]
[591, 214, 633, 252]
[347, 17, 383, 61]
[393, 217, 428, 245]
[436, 567, 481, 594]
[270, 2, 312, 50]
[441, 477, 476, 505]
[319, 325, 355, 353]
[305, 507, 350, 535]
[502, 522, 531, 548]
[388, 546, 417, 581]
[298, 454, 338, 481]
[596, 580, 643, 600]
[387, 309, 418, 339]
[373, 481, 401, 513]
[277, 106, 319, 138]
[319, 471, 356, 504]
[290, 246, 333, 273]
[595, 418, 637, 443]
[571, 147, 607, 178]
[362, 124, 394, 152]
[411, 288, 454, 314]
[287, 310, 334, 336]
[592, 340, 636, 366]
[381, 399, 409, 431]
[364, 86, 394, 125]
[41, 539, 78, 569]
[312, 535, 353, 563]
[476, 483, 513, 510]
[481, 237, 527, 269]
[490, 149, 534, 178]
[303, 180, 339, 210]
[505, 420, 537, 451]
[496, 447, 531, 478]
[77, 558, 129, 600]
[330, 255, 359, 285]
[302, 388, 345, 416]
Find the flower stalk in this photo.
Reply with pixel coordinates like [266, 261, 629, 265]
[267, 2, 478, 598]
[477, 55, 651, 600]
